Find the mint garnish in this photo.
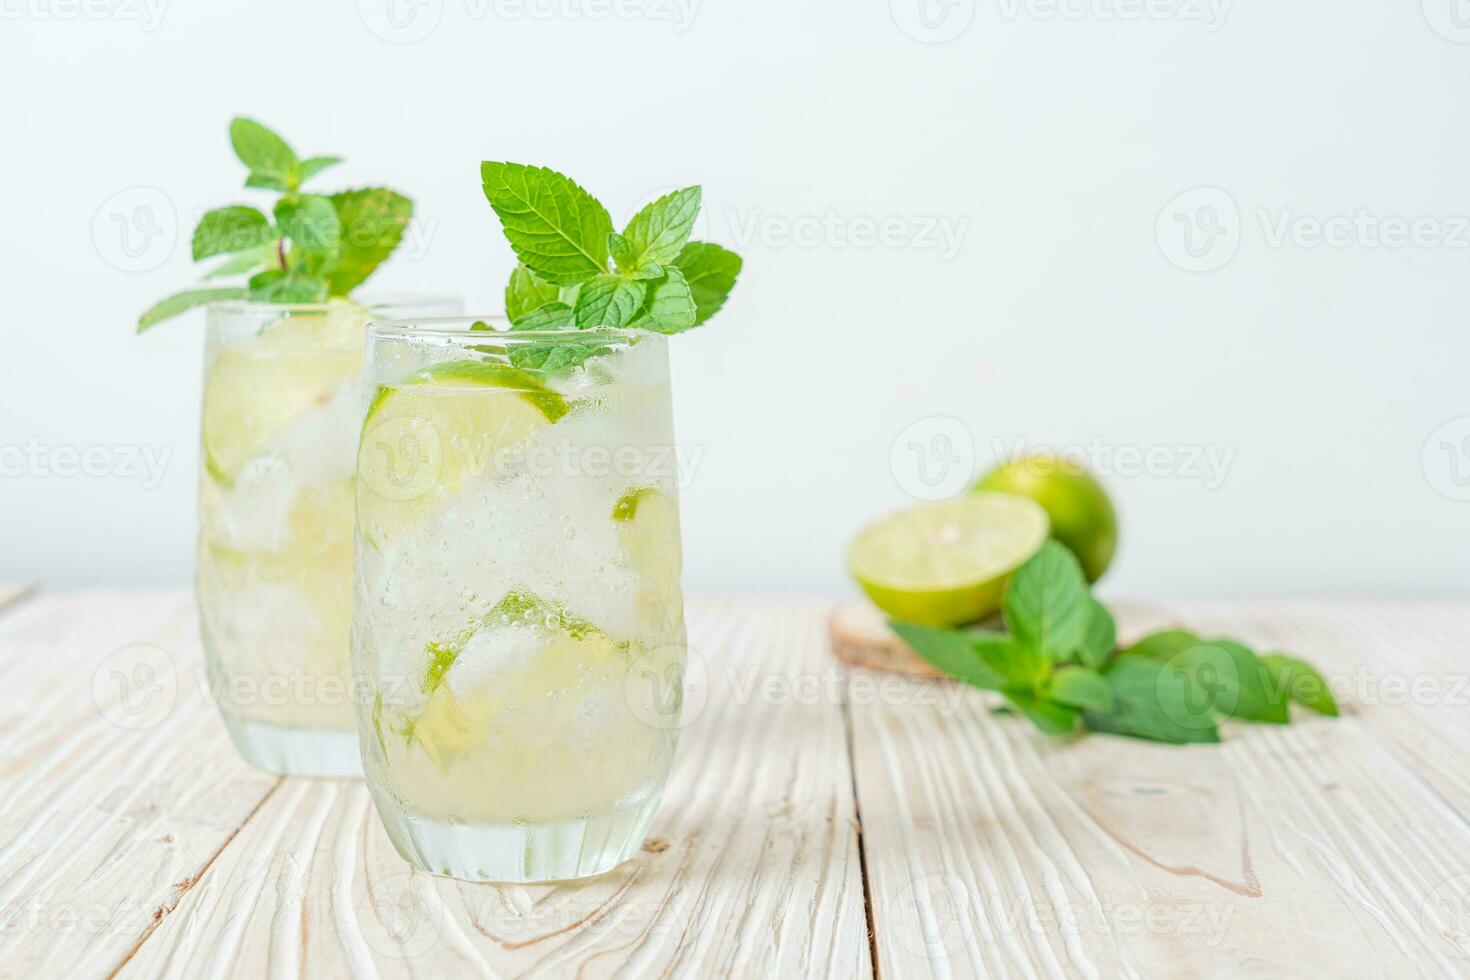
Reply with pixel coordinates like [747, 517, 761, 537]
[480, 162, 742, 367]
[137, 116, 414, 332]
[892, 541, 1338, 744]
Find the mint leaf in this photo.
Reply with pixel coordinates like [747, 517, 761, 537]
[512, 303, 575, 330]
[1003, 542, 1089, 662]
[298, 155, 343, 184]
[1260, 653, 1339, 717]
[889, 621, 1006, 691]
[248, 270, 328, 303]
[673, 242, 741, 324]
[481, 162, 612, 285]
[229, 117, 299, 189]
[608, 234, 664, 280]
[1049, 667, 1113, 713]
[274, 195, 341, 253]
[573, 274, 644, 328]
[973, 633, 1049, 694]
[511, 341, 611, 375]
[1077, 597, 1116, 669]
[1002, 693, 1080, 735]
[323, 188, 413, 295]
[1175, 640, 1290, 724]
[136, 287, 245, 332]
[1124, 629, 1202, 660]
[506, 265, 561, 321]
[621, 186, 701, 269]
[204, 242, 279, 279]
[627, 266, 698, 333]
[192, 206, 273, 261]
[1088, 654, 1221, 744]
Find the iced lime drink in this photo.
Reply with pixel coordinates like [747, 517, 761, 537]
[197, 298, 456, 777]
[353, 321, 687, 882]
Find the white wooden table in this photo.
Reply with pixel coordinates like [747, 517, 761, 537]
[1, 588, 1468, 978]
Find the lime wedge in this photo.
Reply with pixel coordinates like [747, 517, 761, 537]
[356, 360, 568, 544]
[202, 342, 358, 482]
[614, 487, 683, 637]
[847, 493, 1049, 627]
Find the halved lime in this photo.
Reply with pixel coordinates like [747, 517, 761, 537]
[974, 454, 1118, 582]
[356, 360, 568, 544]
[847, 493, 1049, 626]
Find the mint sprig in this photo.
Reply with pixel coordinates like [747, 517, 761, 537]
[892, 541, 1339, 745]
[480, 163, 742, 374]
[138, 117, 414, 332]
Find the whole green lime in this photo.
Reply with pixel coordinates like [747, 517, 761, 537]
[973, 455, 1118, 582]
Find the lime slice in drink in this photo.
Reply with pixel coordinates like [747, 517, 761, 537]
[613, 486, 683, 636]
[357, 361, 569, 544]
[847, 493, 1049, 627]
[201, 341, 359, 483]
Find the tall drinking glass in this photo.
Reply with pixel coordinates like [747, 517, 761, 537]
[198, 297, 460, 778]
[352, 319, 687, 882]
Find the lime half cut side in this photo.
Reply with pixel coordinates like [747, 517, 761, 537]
[847, 493, 1050, 627]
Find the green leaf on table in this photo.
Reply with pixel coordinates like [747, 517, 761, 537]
[627, 266, 698, 333]
[573, 274, 645, 328]
[248, 269, 328, 303]
[481, 162, 612, 285]
[672, 241, 741, 324]
[1003, 541, 1090, 662]
[191, 206, 273, 261]
[506, 264, 561, 321]
[889, 621, 1006, 691]
[511, 302, 575, 331]
[204, 242, 279, 278]
[274, 194, 341, 252]
[1260, 653, 1339, 717]
[323, 188, 413, 295]
[1171, 640, 1290, 725]
[620, 186, 701, 269]
[1077, 597, 1117, 669]
[229, 117, 299, 190]
[1124, 629, 1203, 661]
[136, 287, 246, 333]
[1087, 654, 1221, 744]
[1048, 667, 1114, 713]
[1001, 692, 1080, 736]
[974, 633, 1050, 694]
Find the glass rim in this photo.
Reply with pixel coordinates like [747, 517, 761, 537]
[367, 316, 648, 344]
[207, 294, 459, 316]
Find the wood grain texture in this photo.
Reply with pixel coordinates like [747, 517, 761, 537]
[0, 591, 279, 979]
[848, 601, 1470, 979]
[118, 597, 873, 979]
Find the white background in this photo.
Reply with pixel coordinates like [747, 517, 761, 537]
[2, 0, 1468, 598]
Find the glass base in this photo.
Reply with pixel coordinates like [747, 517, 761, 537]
[371, 788, 664, 883]
[219, 713, 363, 779]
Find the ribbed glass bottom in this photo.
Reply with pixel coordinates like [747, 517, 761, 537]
[219, 712, 363, 779]
[370, 787, 664, 883]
